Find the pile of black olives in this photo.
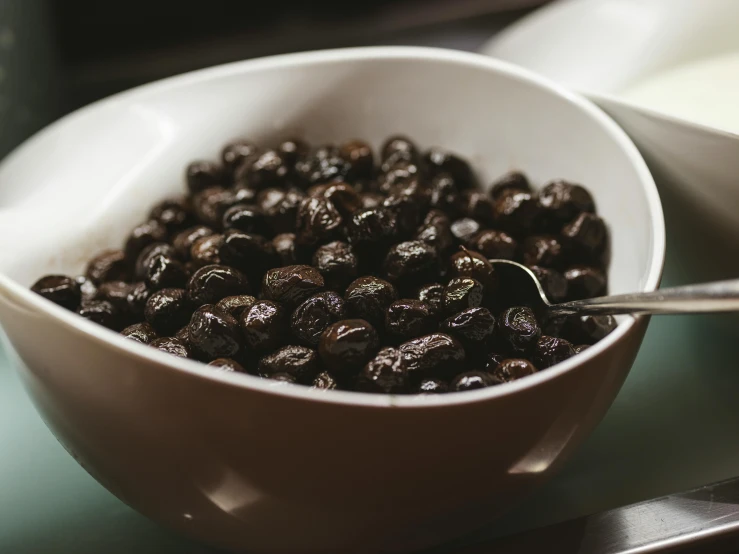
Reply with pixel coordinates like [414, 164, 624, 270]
[31, 135, 615, 394]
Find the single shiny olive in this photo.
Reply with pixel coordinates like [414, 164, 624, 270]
[221, 140, 260, 175]
[460, 191, 496, 225]
[257, 187, 305, 234]
[124, 220, 168, 264]
[450, 371, 499, 391]
[398, 333, 465, 381]
[173, 225, 216, 261]
[121, 322, 158, 344]
[294, 196, 344, 247]
[294, 145, 351, 186]
[318, 319, 380, 377]
[562, 212, 608, 262]
[471, 229, 518, 261]
[277, 138, 309, 168]
[564, 266, 607, 300]
[259, 345, 319, 383]
[135, 242, 176, 280]
[147, 198, 193, 233]
[262, 265, 325, 309]
[98, 280, 133, 317]
[85, 249, 129, 284]
[324, 182, 363, 218]
[528, 266, 568, 303]
[222, 203, 267, 235]
[340, 139, 375, 181]
[415, 209, 455, 256]
[31, 275, 81, 311]
[534, 335, 575, 369]
[209, 358, 247, 373]
[416, 283, 444, 316]
[272, 233, 309, 266]
[383, 240, 440, 287]
[150, 337, 191, 358]
[344, 276, 398, 328]
[188, 304, 242, 361]
[186, 160, 223, 194]
[219, 229, 276, 277]
[428, 174, 461, 217]
[187, 264, 250, 306]
[189, 233, 224, 268]
[489, 171, 531, 199]
[448, 247, 497, 292]
[291, 291, 346, 346]
[215, 295, 257, 319]
[415, 378, 449, 394]
[145, 254, 188, 291]
[493, 190, 540, 236]
[384, 299, 436, 343]
[312, 241, 358, 291]
[377, 161, 421, 195]
[144, 288, 192, 336]
[496, 306, 541, 355]
[537, 180, 595, 230]
[192, 186, 239, 229]
[126, 281, 151, 318]
[522, 235, 567, 269]
[356, 347, 409, 394]
[244, 150, 290, 189]
[490, 358, 537, 383]
[311, 371, 339, 390]
[240, 300, 286, 352]
[423, 147, 476, 188]
[440, 307, 496, 349]
[78, 300, 122, 330]
[450, 218, 482, 247]
[442, 277, 484, 315]
[380, 135, 419, 172]
[345, 207, 396, 256]
[564, 314, 617, 345]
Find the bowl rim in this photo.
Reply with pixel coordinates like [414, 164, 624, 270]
[0, 45, 666, 409]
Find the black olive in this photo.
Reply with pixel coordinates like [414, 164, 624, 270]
[86, 249, 129, 284]
[528, 266, 568, 303]
[415, 209, 455, 256]
[415, 378, 449, 394]
[423, 147, 475, 189]
[312, 241, 358, 291]
[215, 295, 257, 319]
[150, 337, 191, 358]
[257, 187, 305, 234]
[534, 335, 575, 369]
[340, 140, 375, 181]
[190, 234, 224, 268]
[490, 358, 537, 382]
[78, 300, 122, 330]
[471, 229, 518, 261]
[290, 291, 346, 346]
[489, 171, 531, 199]
[240, 300, 286, 352]
[383, 240, 440, 288]
[319, 319, 380, 377]
[416, 283, 445, 317]
[311, 370, 339, 390]
[145, 254, 188, 291]
[173, 225, 216, 261]
[448, 248, 497, 292]
[380, 135, 419, 172]
[562, 212, 608, 263]
[209, 358, 247, 373]
[188, 305, 242, 361]
[295, 196, 344, 247]
[522, 235, 567, 269]
[221, 140, 260, 175]
[222, 204, 267, 235]
[144, 288, 192, 336]
[460, 191, 496, 225]
[187, 264, 250, 306]
[262, 265, 325, 308]
[493, 190, 539, 236]
[272, 233, 310, 266]
[324, 182, 363, 218]
[356, 346, 409, 394]
[186, 161, 223, 194]
[450, 371, 498, 391]
[121, 322, 158, 344]
[496, 306, 541, 355]
[192, 186, 239, 229]
[564, 266, 607, 300]
[384, 299, 436, 343]
[398, 333, 465, 381]
[31, 275, 81, 311]
[244, 150, 290, 189]
[564, 314, 617, 344]
[344, 276, 398, 328]
[295, 145, 350, 186]
[124, 220, 168, 264]
[439, 307, 496, 349]
[149, 197, 195, 235]
[442, 277, 484, 315]
[537, 180, 595, 230]
[219, 229, 276, 277]
[277, 138, 309, 169]
[428, 174, 460, 216]
[450, 218, 482, 247]
[259, 345, 319, 383]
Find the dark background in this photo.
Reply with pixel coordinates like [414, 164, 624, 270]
[0, 0, 547, 157]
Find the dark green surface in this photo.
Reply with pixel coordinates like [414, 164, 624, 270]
[1, 259, 738, 553]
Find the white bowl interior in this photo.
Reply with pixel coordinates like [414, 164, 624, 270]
[0, 48, 660, 303]
[482, 0, 739, 95]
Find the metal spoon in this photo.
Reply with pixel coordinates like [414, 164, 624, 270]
[489, 259, 739, 316]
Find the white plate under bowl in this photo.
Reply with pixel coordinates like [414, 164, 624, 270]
[482, 0, 739, 286]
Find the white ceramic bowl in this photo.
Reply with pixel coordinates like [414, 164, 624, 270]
[0, 47, 664, 553]
[481, 0, 739, 285]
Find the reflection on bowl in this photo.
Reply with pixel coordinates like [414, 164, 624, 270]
[0, 47, 664, 553]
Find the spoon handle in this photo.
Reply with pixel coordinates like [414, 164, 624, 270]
[549, 279, 739, 316]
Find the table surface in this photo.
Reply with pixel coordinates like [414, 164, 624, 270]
[2, 16, 739, 554]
